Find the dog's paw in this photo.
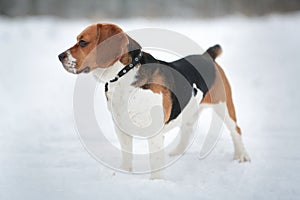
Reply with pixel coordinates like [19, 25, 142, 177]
[169, 145, 186, 157]
[169, 151, 181, 157]
[150, 172, 164, 180]
[120, 164, 132, 172]
[234, 151, 251, 162]
[169, 149, 186, 157]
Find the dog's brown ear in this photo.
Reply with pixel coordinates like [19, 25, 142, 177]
[95, 24, 129, 68]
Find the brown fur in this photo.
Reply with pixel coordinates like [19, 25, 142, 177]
[132, 68, 173, 123]
[148, 70, 173, 124]
[68, 23, 130, 72]
[201, 62, 242, 134]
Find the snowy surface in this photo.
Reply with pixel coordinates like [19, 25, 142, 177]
[0, 13, 300, 200]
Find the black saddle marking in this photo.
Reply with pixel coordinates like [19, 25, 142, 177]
[138, 52, 216, 123]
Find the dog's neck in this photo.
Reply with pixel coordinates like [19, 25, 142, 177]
[92, 61, 126, 83]
[92, 35, 143, 84]
[93, 49, 142, 84]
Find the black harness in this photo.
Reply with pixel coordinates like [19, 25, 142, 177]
[105, 51, 143, 92]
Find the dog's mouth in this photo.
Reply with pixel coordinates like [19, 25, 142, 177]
[76, 66, 90, 74]
[62, 62, 90, 74]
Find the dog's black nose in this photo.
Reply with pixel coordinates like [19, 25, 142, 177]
[58, 52, 66, 62]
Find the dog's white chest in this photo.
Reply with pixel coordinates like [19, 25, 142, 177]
[105, 68, 164, 132]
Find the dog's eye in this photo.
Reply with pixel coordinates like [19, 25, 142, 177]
[79, 40, 89, 47]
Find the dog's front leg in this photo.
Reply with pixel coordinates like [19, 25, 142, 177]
[169, 109, 199, 157]
[148, 133, 165, 179]
[115, 126, 133, 172]
[169, 122, 195, 156]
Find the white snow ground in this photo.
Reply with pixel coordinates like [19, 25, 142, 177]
[0, 13, 300, 200]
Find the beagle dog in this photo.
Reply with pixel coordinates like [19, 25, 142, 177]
[58, 23, 250, 179]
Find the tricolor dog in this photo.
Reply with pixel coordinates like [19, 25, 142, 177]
[58, 23, 250, 179]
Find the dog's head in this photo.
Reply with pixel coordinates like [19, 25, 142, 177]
[58, 23, 130, 74]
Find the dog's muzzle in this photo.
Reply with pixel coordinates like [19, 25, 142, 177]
[58, 52, 77, 74]
[58, 51, 90, 74]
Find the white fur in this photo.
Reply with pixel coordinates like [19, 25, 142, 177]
[65, 50, 77, 68]
[105, 64, 164, 135]
[93, 62, 164, 131]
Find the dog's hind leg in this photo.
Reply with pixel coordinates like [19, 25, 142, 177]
[201, 59, 250, 162]
[212, 101, 251, 162]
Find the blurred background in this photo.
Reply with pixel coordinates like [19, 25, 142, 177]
[1, 0, 300, 18]
[1, 1, 300, 200]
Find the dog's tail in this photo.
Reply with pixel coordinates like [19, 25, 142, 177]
[206, 44, 222, 61]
